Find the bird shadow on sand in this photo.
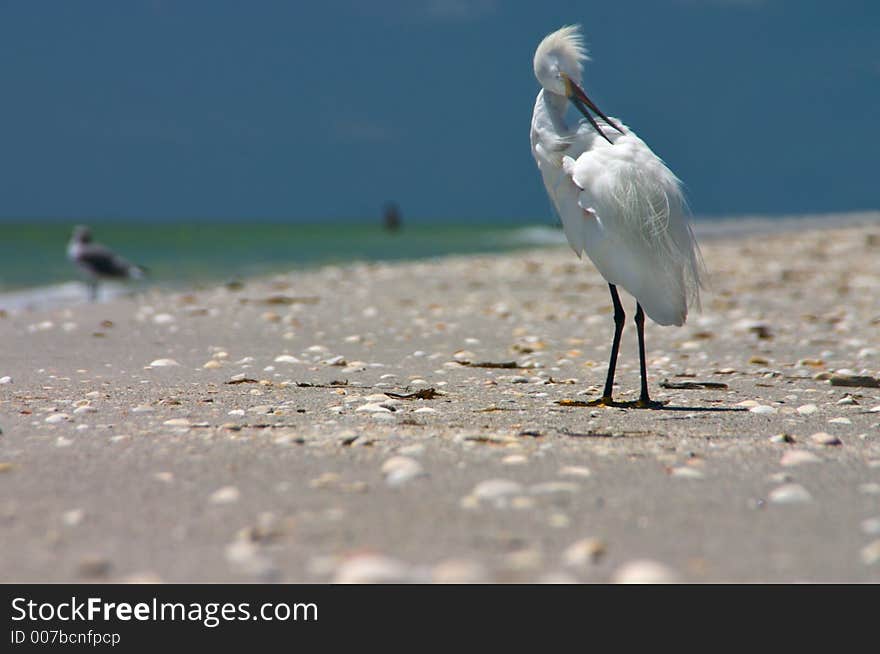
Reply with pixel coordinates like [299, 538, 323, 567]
[652, 405, 748, 413]
[555, 399, 748, 413]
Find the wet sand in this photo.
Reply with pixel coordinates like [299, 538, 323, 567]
[1, 217, 879, 582]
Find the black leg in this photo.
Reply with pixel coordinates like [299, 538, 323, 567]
[577, 292, 664, 410]
[600, 284, 625, 402]
[634, 302, 653, 406]
[88, 280, 98, 302]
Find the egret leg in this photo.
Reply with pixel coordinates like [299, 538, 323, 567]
[590, 284, 625, 406]
[634, 303, 662, 409]
[88, 280, 98, 302]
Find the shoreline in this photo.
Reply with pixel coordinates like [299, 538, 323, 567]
[1, 219, 879, 582]
[2, 211, 879, 314]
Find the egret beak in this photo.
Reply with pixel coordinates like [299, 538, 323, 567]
[562, 74, 625, 145]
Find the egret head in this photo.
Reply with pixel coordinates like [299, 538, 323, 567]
[534, 25, 588, 95]
[534, 25, 625, 144]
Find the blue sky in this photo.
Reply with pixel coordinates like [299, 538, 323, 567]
[0, 1, 877, 222]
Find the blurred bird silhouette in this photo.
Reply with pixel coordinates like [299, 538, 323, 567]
[383, 202, 402, 232]
[67, 226, 147, 301]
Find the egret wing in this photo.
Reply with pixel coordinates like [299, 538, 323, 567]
[561, 130, 702, 326]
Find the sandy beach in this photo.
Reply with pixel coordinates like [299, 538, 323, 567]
[2, 216, 880, 583]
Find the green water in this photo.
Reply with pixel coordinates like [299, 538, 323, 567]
[0, 221, 563, 291]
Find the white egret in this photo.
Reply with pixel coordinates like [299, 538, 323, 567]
[67, 226, 147, 301]
[530, 25, 704, 408]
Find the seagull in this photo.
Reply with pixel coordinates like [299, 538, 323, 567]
[67, 226, 147, 301]
[530, 25, 704, 408]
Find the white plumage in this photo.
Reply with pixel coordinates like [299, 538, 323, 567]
[531, 26, 702, 326]
[530, 25, 704, 405]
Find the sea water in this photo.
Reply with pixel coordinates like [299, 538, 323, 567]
[0, 220, 567, 310]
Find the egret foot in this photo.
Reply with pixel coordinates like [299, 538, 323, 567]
[555, 397, 665, 409]
[585, 398, 667, 409]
